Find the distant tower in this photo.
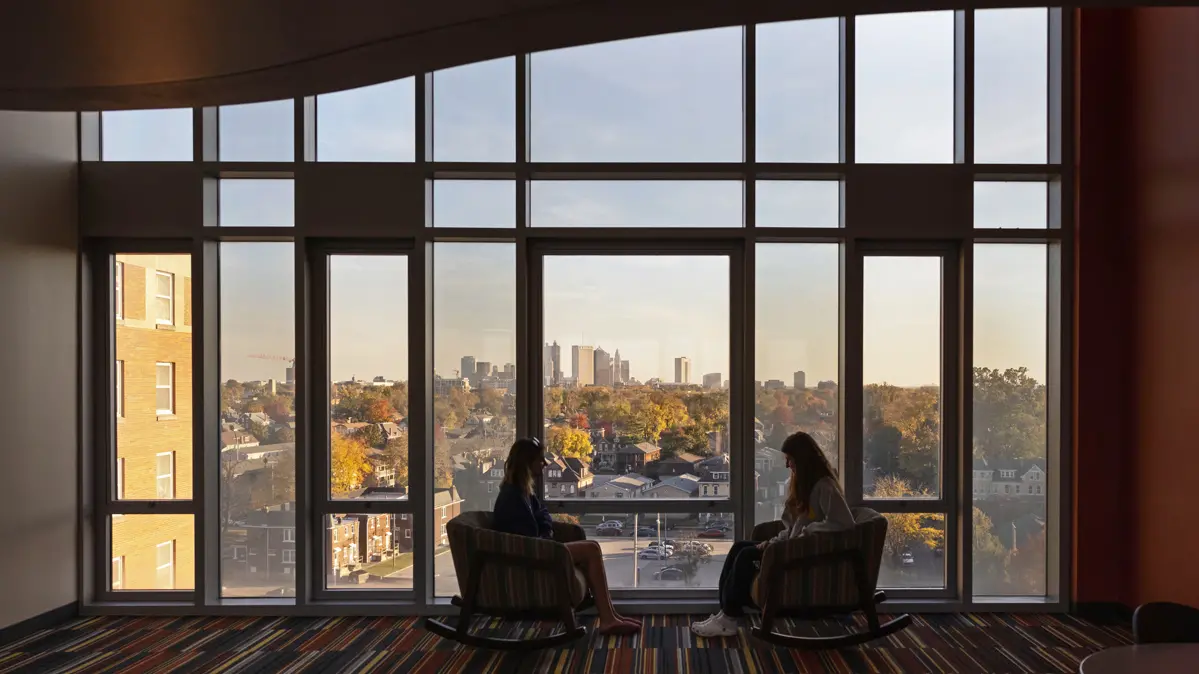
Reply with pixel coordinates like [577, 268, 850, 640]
[572, 345, 595, 386]
[461, 356, 476, 386]
[674, 357, 691, 384]
[794, 370, 807, 390]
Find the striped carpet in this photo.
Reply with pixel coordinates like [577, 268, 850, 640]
[0, 613, 1130, 673]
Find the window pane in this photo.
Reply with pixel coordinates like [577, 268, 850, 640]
[878, 512, 946, 589]
[530, 29, 742, 162]
[154, 297, 172, 323]
[973, 244, 1048, 597]
[756, 181, 841, 228]
[755, 244, 840, 523]
[115, 255, 191, 500]
[219, 243, 296, 598]
[974, 182, 1047, 229]
[110, 515, 193, 590]
[756, 18, 840, 163]
[101, 109, 193, 161]
[856, 12, 955, 163]
[590, 514, 737, 589]
[326, 514, 412, 590]
[156, 273, 172, 297]
[219, 100, 294, 161]
[863, 256, 942, 498]
[436, 243, 515, 596]
[433, 58, 516, 162]
[975, 9, 1049, 164]
[432, 181, 514, 228]
[317, 79, 415, 162]
[219, 179, 295, 228]
[531, 181, 742, 228]
[543, 255, 729, 495]
[329, 256, 408, 501]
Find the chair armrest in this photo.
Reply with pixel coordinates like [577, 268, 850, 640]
[552, 521, 586, 543]
[752, 520, 785, 542]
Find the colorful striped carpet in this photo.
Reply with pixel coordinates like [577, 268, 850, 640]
[0, 613, 1130, 673]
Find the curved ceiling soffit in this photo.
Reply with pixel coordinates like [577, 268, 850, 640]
[1, 0, 1083, 111]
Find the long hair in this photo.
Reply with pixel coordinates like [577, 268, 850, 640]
[781, 432, 840, 516]
[503, 437, 543, 495]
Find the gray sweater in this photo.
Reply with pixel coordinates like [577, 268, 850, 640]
[767, 476, 855, 545]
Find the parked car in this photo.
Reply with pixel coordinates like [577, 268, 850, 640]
[635, 527, 657, 537]
[647, 541, 675, 552]
[681, 541, 712, 553]
[597, 520, 623, 531]
[653, 566, 686, 581]
[901, 552, 915, 567]
[698, 528, 727, 539]
[706, 520, 730, 529]
[638, 548, 672, 560]
[596, 527, 623, 537]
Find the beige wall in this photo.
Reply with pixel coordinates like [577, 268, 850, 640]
[0, 111, 78, 629]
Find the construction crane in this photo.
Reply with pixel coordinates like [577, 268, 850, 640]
[248, 354, 296, 382]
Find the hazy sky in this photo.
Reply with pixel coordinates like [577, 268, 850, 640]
[106, 10, 1051, 387]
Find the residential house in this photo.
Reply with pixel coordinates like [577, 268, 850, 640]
[220, 430, 259, 452]
[432, 486, 464, 548]
[225, 504, 297, 590]
[452, 457, 504, 512]
[586, 473, 653, 498]
[593, 439, 661, 474]
[643, 473, 701, 499]
[328, 514, 361, 580]
[647, 452, 704, 479]
[243, 411, 273, 430]
[544, 455, 594, 498]
[378, 422, 405, 442]
[972, 458, 1048, 499]
[352, 513, 395, 564]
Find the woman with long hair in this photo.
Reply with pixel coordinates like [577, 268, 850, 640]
[691, 431, 854, 637]
[492, 438, 641, 635]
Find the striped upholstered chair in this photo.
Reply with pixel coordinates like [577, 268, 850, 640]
[423, 511, 594, 650]
[748, 507, 912, 648]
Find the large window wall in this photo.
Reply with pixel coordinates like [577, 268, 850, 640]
[83, 7, 1070, 612]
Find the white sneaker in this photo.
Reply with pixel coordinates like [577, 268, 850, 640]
[691, 612, 738, 638]
[694, 612, 722, 627]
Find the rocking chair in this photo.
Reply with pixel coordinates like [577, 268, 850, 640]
[423, 511, 595, 650]
[748, 507, 912, 649]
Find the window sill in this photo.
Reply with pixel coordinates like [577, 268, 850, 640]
[157, 414, 178, 421]
[155, 323, 176, 331]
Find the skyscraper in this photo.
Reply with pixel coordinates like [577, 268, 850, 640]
[551, 341, 562, 384]
[674, 356, 691, 384]
[572, 345, 595, 386]
[594, 347, 613, 386]
[476, 361, 492, 384]
[703, 372, 722, 389]
[794, 370, 807, 390]
[461, 356, 476, 385]
[619, 360, 630, 383]
[613, 349, 623, 383]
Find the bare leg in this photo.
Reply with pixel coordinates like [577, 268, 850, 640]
[566, 541, 641, 634]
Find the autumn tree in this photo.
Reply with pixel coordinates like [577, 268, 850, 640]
[331, 434, 373, 496]
[972, 367, 1046, 462]
[365, 398, 397, 423]
[548, 426, 593, 463]
[972, 508, 1011, 594]
[478, 389, 505, 416]
[673, 543, 713, 587]
[354, 424, 386, 449]
[870, 476, 945, 562]
[389, 382, 409, 418]
[569, 413, 590, 429]
[551, 513, 580, 525]
[384, 436, 410, 488]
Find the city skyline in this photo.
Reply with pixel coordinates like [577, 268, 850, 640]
[110, 12, 1051, 387]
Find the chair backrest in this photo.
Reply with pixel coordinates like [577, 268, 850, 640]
[1133, 602, 1199, 644]
[446, 511, 574, 611]
[760, 507, 887, 609]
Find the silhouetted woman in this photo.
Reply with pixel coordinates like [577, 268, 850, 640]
[493, 437, 641, 635]
[691, 431, 854, 637]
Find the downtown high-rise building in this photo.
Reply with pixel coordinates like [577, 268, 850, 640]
[619, 360, 630, 383]
[461, 356, 476, 385]
[674, 356, 691, 384]
[544, 341, 563, 385]
[594, 347, 613, 387]
[475, 361, 492, 384]
[794, 370, 807, 390]
[703, 372, 722, 389]
[572, 345, 594, 386]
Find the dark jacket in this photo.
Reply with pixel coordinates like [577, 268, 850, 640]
[492, 481, 554, 539]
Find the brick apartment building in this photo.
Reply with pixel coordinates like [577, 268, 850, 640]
[111, 254, 195, 591]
